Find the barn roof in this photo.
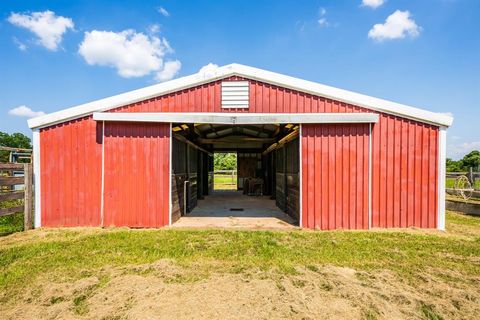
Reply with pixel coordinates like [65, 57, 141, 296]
[28, 63, 453, 129]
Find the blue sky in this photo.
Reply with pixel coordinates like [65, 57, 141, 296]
[0, 0, 478, 159]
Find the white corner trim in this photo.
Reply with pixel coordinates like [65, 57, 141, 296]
[438, 127, 447, 231]
[32, 129, 41, 228]
[92, 112, 379, 124]
[28, 63, 453, 129]
[299, 124, 303, 228]
[169, 122, 173, 227]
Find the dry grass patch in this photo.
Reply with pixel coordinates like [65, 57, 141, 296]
[0, 211, 479, 319]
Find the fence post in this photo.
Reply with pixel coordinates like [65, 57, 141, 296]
[468, 167, 474, 186]
[23, 163, 33, 230]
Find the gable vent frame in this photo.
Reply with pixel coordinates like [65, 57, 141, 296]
[221, 80, 249, 109]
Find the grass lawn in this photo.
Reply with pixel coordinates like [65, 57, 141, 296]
[446, 177, 480, 189]
[0, 211, 479, 319]
[214, 174, 237, 190]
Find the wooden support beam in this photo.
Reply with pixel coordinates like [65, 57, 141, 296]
[262, 129, 299, 156]
[173, 134, 213, 156]
[199, 136, 276, 144]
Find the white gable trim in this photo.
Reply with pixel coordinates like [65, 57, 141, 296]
[28, 63, 453, 129]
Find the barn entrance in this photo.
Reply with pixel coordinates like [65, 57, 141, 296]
[170, 122, 300, 229]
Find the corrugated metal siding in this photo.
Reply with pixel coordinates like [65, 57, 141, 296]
[40, 116, 102, 227]
[103, 122, 170, 227]
[302, 124, 369, 230]
[38, 76, 439, 230]
[371, 115, 438, 228]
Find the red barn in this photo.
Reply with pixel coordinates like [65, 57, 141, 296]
[28, 64, 453, 230]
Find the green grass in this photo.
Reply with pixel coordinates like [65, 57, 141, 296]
[214, 174, 237, 190]
[0, 199, 24, 235]
[1, 212, 479, 300]
[446, 178, 480, 189]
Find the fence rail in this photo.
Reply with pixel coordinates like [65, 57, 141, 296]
[0, 163, 33, 230]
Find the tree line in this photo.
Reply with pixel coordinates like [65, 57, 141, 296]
[446, 150, 480, 172]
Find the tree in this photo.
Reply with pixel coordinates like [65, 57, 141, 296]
[0, 132, 32, 163]
[462, 150, 480, 171]
[214, 153, 237, 170]
[446, 158, 463, 172]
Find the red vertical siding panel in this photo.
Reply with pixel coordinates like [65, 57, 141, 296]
[40, 117, 102, 227]
[301, 126, 309, 228]
[321, 125, 329, 230]
[314, 125, 321, 229]
[371, 120, 380, 228]
[302, 123, 370, 230]
[400, 120, 408, 228]
[428, 127, 436, 228]
[307, 127, 315, 229]
[420, 125, 430, 228]
[103, 122, 170, 227]
[393, 117, 401, 227]
[406, 121, 414, 227]
[342, 126, 349, 228]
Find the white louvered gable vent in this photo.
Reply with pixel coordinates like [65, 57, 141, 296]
[221, 81, 249, 109]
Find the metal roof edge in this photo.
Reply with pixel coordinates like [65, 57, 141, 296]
[28, 63, 453, 129]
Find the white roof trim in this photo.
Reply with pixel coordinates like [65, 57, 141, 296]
[28, 63, 453, 129]
[93, 112, 379, 125]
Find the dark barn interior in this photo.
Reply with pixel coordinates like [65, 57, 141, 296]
[171, 122, 300, 227]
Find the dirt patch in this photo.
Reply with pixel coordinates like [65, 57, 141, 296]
[2, 260, 479, 320]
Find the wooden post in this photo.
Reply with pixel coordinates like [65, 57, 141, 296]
[23, 163, 33, 230]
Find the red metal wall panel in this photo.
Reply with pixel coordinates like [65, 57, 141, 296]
[39, 76, 439, 229]
[302, 124, 370, 230]
[370, 114, 438, 228]
[103, 122, 170, 227]
[40, 116, 102, 227]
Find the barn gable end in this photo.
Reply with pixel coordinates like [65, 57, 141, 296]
[33, 64, 451, 230]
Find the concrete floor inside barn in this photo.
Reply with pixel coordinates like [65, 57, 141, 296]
[172, 190, 297, 229]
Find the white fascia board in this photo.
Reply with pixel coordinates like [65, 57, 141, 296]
[32, 129, 41, 228]
[93, 112, 379, 125]
[437, 127, 447, 231]
[28, 63, 453, 129]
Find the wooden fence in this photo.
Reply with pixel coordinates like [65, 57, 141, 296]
[0, 163, 33, 230]
[446, 170, 480, 190]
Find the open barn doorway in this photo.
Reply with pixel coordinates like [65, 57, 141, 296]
[213, 152, 237, 190]
[170, 122, 300, 229]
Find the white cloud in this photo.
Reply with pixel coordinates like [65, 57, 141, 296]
[198, 63, 219, 78]
[368, 10, 420, 41]
[362, 0, 385, 9]
[448, 141, 480, 159]
[8, 105, 45, 118]
[12, 37, 27, 51]
[149, 23, 161, 34]
[78, 29, 181, 81]
[318, 7, 329, 27]
[155, 60, 181, 81]
[318, 18, 328, 27]
[157, 7, 170, 17]
[7, 10, 74, 51]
